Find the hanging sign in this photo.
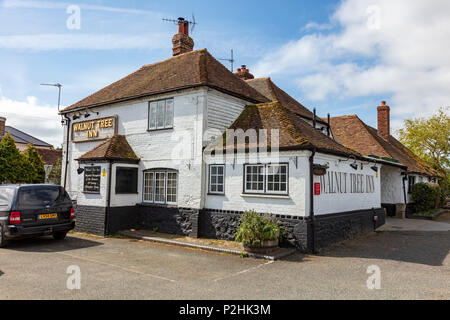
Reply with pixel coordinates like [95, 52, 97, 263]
[72, 115, 118, 143]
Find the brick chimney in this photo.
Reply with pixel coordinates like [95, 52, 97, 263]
[0, 116, 5, 137]
[172, 17, 194, 56]
[234, 65, 254, 80]
[377, 101, 390, 140]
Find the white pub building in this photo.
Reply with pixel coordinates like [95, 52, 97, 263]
[60, 18, 389, 252]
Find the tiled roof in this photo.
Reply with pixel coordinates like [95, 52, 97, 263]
[78, 135, 139, 162]
[211, 101, 362, 158]
[1, 126, 53, 148]
[245, 78, 327, 124]
[62, 49, 268, 112]
[37, 148, 62, 166]
[329, 115, 437, 176]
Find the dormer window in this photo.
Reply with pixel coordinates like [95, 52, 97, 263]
[148, 98, 174, 130]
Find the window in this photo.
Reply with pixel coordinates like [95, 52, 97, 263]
[148, 98, 174, 130]
[143, 170, 177, 204]
[115, 167, 138, 194]
[244, 164, 289, 195]
[209, 165, 225, 194]
[408, 176, 416, 194]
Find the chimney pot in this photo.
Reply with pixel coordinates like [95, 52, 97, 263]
[172, 17, 194, 56]
[377, 101, 390, 141]
[234, 65, 254, 80]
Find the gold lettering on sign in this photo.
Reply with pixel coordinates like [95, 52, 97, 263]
[72, 116, 116, 142]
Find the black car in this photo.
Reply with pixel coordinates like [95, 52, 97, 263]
[0, 184, 75, 247]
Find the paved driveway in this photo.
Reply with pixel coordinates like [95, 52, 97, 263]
[0, 223, 449, 300]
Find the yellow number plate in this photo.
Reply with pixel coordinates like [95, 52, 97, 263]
[39, 213, 58, 220]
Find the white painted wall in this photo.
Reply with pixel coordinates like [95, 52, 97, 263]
[205, 151, 309, 217]
[312, 153, 381, 215]
[76, 162, 110, 207]
[380, 165, 405, 204]
[204, 89, 250, 145]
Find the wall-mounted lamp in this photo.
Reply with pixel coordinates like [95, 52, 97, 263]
[73, 113, 81, 120]
[350, 163, 358, 170]
[77, 167, 84, 175]
[371, 165, 378, 172]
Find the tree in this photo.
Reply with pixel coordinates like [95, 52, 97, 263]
[0, 133, 29, 183]
[398, 107, 450, 192]
[23, 143, 45, 184]
[48, 156, 62, 185]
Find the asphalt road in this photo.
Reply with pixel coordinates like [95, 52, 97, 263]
[0, 227, 449, 300]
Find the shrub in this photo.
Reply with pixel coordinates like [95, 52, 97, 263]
[411, 183, 436, 212]
[235, 210, 283, 247]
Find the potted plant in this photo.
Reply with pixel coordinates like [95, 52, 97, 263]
[312, 163, 328, 176]
[235, 210, 283, 254]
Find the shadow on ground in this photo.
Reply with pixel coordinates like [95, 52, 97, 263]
[318, 231, 450, 266]
[3, 235, 103, 253]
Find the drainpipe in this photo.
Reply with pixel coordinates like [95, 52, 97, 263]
[104, 160, 113, 235]
[63, 114, 71, 190]
[309, 148, 317, 254]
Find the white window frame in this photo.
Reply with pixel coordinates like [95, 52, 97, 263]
[148, 98, 174, 130]
[244, 163, 289, 195]
[209, 164, 225, 195]
[143, 170, 178, 204]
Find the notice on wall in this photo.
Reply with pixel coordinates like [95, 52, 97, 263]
[72, 116, 117, 143]
[83, 166, 101, 194]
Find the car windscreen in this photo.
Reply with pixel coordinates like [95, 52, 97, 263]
[16, 186, 71, 209]
[0, 187, 15, 211]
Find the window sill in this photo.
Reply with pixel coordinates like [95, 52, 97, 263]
[207, 193, 225, 196]
[240, 193, 290, 200]
[147, 127, 174, 132]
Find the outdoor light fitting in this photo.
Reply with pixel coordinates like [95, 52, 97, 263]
[371, 166, 378, 172]
[350, 163, 358, 170]
[77, 167, 84, 175]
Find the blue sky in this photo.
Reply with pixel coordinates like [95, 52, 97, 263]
[0, 0, 449, 147]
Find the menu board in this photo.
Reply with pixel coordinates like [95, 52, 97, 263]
[83, 166, 101, 194]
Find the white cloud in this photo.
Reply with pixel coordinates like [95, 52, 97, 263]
[0, 95, 62, 147]
[0, 33, 171, 51]
[1, 0, 160, 15]
[253, 0, 450, 121]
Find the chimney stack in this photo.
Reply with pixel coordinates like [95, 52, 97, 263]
[377, 101, 390, 140]
[0, 116, 5, 137]
[172, 17, 194, 56]
[234, 65, 254, 80]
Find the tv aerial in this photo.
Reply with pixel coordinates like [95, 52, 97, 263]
[163, 14, 198, 33]
[219, 49, 235, 72]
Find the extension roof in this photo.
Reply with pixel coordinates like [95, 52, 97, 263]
[61, 49, 268, 113]
[245, 77, 327, 124]
[210, 101, 364, 159]
[329, 115, 438, 176]
[37, 148, 62, 166]
[77, 135, 139, 162]
[2, 126, 53, 148]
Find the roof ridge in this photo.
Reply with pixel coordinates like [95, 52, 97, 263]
[140, 48, 207, 69]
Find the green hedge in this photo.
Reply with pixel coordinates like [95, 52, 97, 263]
[411, 183, 437, 212]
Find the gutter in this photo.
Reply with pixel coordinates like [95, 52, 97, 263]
[309, 148, 316, 254]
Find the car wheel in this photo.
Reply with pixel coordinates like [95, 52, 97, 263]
[53, 231, 67, 240]
[0, 225, 8, 248]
